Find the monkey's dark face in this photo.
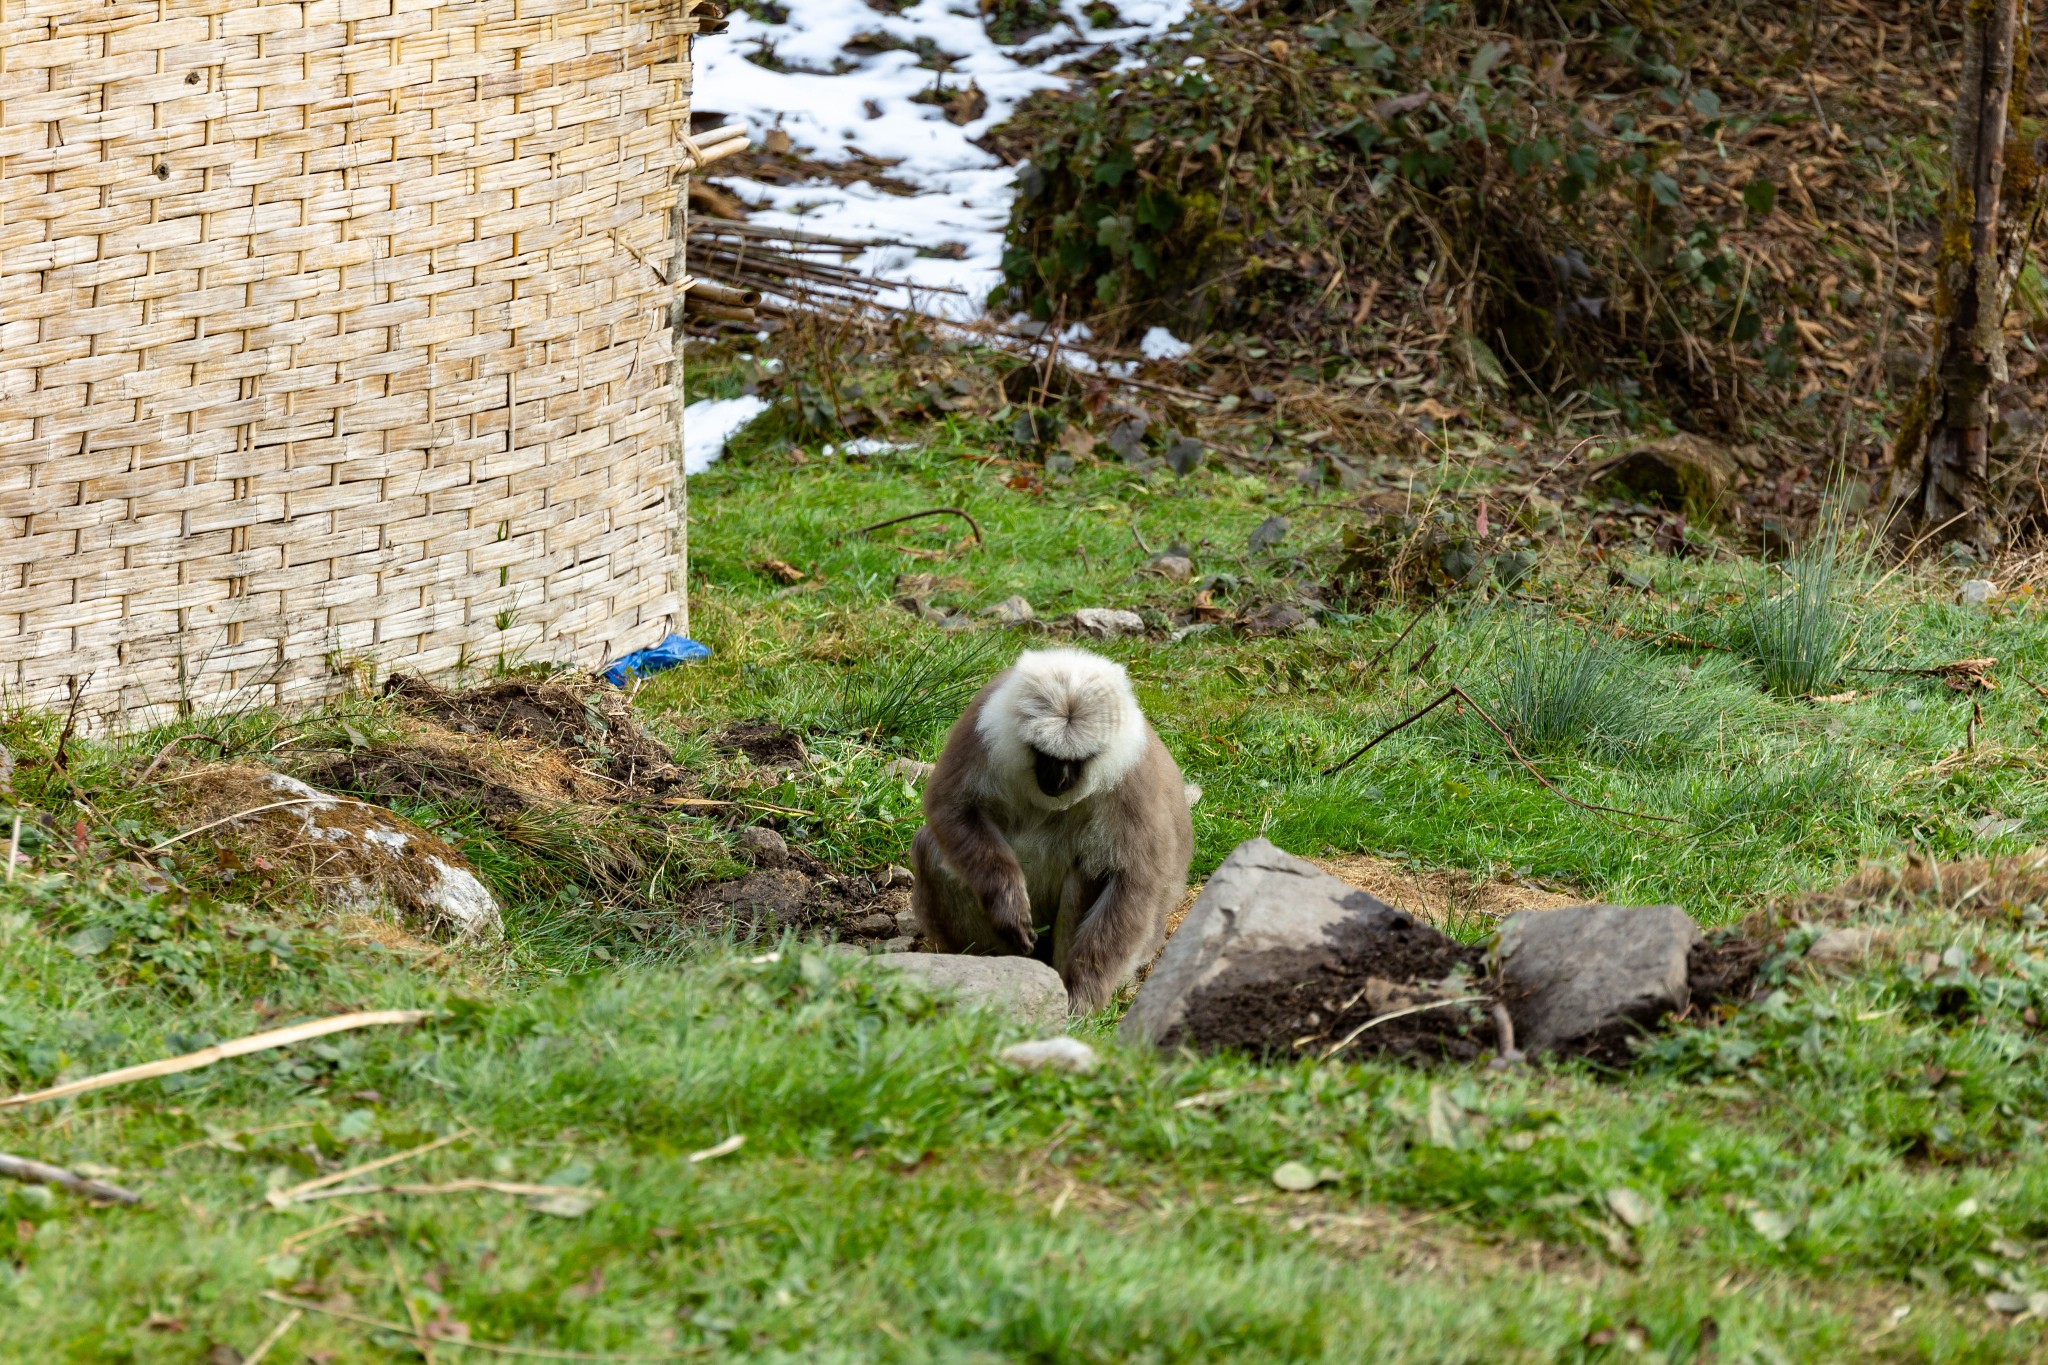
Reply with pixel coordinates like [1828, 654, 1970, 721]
[1031, 746, 1087, 798]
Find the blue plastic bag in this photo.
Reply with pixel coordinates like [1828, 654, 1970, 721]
[602, 633, 711, 686]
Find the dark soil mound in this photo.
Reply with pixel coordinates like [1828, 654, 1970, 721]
[1687, 932, 1765, 1012]
[384, 674, 680, 788]
[1178, 913, 1491, 1063]
[713, 720, 810, 769]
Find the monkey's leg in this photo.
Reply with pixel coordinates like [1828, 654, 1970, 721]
[910, 825, 1013, 955]
[1050, 869, 1104, 979]
[1059, 876, 1170, 1014]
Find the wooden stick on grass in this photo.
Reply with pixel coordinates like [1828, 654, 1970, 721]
[1320, 685, 1678, 825]
[0, 1151, 141, 1204]
[259, 1292, 709, 1360]
[846, 507, 985, 549]
[267, 1127, 476, 1208]
[0, 1010, 433, 1110]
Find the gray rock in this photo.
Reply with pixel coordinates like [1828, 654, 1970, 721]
[982, 595, 1036, 624]
[1070, 607, 1146, 638]
[0, 742, 12, 790]
[999, 1037, 1100, 1072]
[1494, 905, 1700, 1056]
[893, 908, 918, 933]
[881, 759, 934, 785]
[850, 911, 897, 935]
[875, 953, 1069, 1026]
[1143, 554, 1194, 581]
[1120, 837, 1451, 1049]
[872, 935, 916, 954]
[882, 863, 916, 887]
[734, 825, 788, 867]
[1960, 578, 1998, 606]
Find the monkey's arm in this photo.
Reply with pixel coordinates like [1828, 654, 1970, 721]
[925, 802, 1035, 952]
[1058, 875, 1168, 1013]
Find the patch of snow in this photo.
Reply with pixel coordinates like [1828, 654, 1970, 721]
[1139, 326, 1191, 360]
[695, 0, 1196, 313]
[263, 773, 338, 808]
[837, 438, 915, 455]
[684, 395, 772, 474]
[425, 858, 504, 939]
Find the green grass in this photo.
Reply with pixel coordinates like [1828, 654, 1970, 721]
[4, 340, 2048, 1360]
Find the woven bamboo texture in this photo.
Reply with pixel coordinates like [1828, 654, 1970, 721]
[0, 0, 715, 730]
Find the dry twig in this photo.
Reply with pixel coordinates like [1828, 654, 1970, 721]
[0, 1010, 432, 1110]
[1320, 685, 1678, 824]
[267, 1127, 476, 1208]
[259, 1291, 708, 1360]
[0, 1151, 140, 1204]
[846, 507, 986, 549]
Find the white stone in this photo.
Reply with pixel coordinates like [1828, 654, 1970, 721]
[998, 1037, 1100, 1073]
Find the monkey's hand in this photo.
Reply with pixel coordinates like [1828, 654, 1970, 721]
[985, 876, 1036, 954]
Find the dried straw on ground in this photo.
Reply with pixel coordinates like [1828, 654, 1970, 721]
[0, 0, 727, 730]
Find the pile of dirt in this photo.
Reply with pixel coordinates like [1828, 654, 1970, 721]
[693, 841, 914, 943]
[1176, 915, 1492, 1063]
[713, 721, 811, 771]
[1752, 849, 2048, 940]
[382, 674, 681, 788]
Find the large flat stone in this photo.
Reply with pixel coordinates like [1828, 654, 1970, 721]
[1120, 838, 1482, 1055]
[876, 953, 1070, 1029]
[1495, 904, 1700, 1056]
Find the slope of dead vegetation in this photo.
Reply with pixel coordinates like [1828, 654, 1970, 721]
[992, 0, 2048, 475]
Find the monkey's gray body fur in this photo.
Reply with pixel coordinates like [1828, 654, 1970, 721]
[911, 648, 1194, 1013]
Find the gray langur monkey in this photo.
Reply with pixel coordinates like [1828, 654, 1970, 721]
[910, 647, 1195, 1013]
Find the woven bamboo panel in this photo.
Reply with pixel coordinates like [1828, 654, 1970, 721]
[0, 0, 715, 730]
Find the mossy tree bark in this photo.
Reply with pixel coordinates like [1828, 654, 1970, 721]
[1892, 1, 2038, 548]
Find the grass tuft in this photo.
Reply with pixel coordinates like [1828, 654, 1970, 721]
[1738, 526, 1863, 698]
[1472, 621, 1691, 762]
[834, 631, 1010, 748]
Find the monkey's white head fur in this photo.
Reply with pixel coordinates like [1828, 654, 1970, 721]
[975, 647, 1148, 808]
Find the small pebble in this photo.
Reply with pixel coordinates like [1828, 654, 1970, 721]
[997, 1037, 1100, 1073]
[851, 911, 896, 935]
[733, 826, 788, 867]
[1070, 607, 1146, 638]
[1960, 578, 1998, 606]
[982, 595, 1036, 624]
[881, 760, 934, 785]
[882, 863, 916, 887]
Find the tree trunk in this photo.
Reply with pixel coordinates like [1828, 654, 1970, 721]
[1891, 0, 2032, 548]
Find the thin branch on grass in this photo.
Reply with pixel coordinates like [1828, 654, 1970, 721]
[267, 1126, 476, 1208]
[137, 732, 230, 783]
[845, 507, 985, 548]
[1320, 686, 1678, 823]
[51, 671, 92, 773]
[1355, 603, 1432, 677]
[240, 1308, 304, 1365]
[1320, 995, 1488, 1060]
[0, 1010, 433, 1110]
[259, 1292, 707, 1360]
[0, 1151, 141, 1204]
[145, 796, 383, 854]
[285, 1179, 603, 1206]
